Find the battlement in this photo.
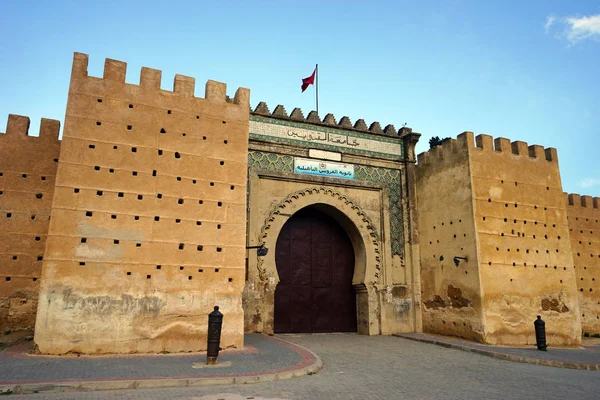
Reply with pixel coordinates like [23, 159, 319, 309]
[417, 131, 558, 167]
[251, 101, 402, 137]
[567, 193, 600, 209]
[473, 133, 557, 162]
[0, 114, 61, 141]
[71, 52, 250, 107]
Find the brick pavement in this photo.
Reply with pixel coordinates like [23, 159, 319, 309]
[4, 333, 600, 400]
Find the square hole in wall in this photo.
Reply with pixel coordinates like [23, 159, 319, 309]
[81, 238, 87, 243]
[109, 169, 115, 173]
[197, 245, 203, 251]
[154, 216, 160, 221]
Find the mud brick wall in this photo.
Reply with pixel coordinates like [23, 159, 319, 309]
[416, 133, 485, 342]
[0, 115, 61, 332]
[566, 194, 600, 335]
[34, 53, 250, 355]
[470, 134, 580, 346]
[417, 132, 581, 346]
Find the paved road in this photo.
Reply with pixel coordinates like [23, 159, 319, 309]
[9, 333, 600, 400]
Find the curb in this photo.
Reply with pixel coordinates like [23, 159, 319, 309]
[393, 334, 600, 371]
[0, 338, 323, 395]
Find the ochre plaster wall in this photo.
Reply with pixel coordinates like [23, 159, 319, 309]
[0, 115, 61, 333]
[34, 53, 250, 354]
[566, 193, 600, 335]
[416, 133, 484, 341]
[470, 134, 581, 346]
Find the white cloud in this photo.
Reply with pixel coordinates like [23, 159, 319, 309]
[579, 177, 600, 188]
[544, 13, 600, 44]
[564, 14, 600, 43]
[544, 16, 556, 33]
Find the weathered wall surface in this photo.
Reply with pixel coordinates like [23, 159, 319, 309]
[471, 134, 581, 346]
[34, 53, 250, 354]
[0, 115, 61, 333]
[566, 193, 600, 335]
[416, 133, 484, 341]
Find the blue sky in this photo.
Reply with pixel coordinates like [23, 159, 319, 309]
[1, 0, 598, 196]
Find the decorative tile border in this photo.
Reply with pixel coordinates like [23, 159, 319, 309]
[250, 116, 404, 160]
[248, 151, 404, 256]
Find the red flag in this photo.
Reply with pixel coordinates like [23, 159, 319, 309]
[301, 68, 316, 92]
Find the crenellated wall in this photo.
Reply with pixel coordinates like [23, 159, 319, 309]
[471, 134, 580, 346]
[566, 193, 600, 335]
[34, 53, 250, 354]
[0, 115, 61, 333]
[416, 133, 484, 341]
[417, 132, 581, 346]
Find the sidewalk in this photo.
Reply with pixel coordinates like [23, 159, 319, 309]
[394, 332, 600, 371]
[0, 334, 322, 395]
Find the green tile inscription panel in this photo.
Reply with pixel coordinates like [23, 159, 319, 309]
[249, 151, 404, 256]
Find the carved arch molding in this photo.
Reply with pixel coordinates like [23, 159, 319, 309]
[256, 186, 382, 283]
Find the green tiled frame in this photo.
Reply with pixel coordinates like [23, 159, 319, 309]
[250, 115, 404, 160]
[248, 151, 404, 256]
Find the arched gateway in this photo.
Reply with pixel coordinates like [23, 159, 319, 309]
[274, 206, 357, 333]
[246, 186, 384, 335]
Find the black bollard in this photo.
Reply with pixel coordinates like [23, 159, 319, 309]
[207, 306, 223, 364]
[534, 315, 547, 351]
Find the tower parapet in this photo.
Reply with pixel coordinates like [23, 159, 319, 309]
[70, 53, 249, 107]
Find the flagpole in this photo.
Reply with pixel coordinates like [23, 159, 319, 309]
[315, 64, 319, 116]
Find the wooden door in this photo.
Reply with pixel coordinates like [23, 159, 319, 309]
[274, 207, 357, 333]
